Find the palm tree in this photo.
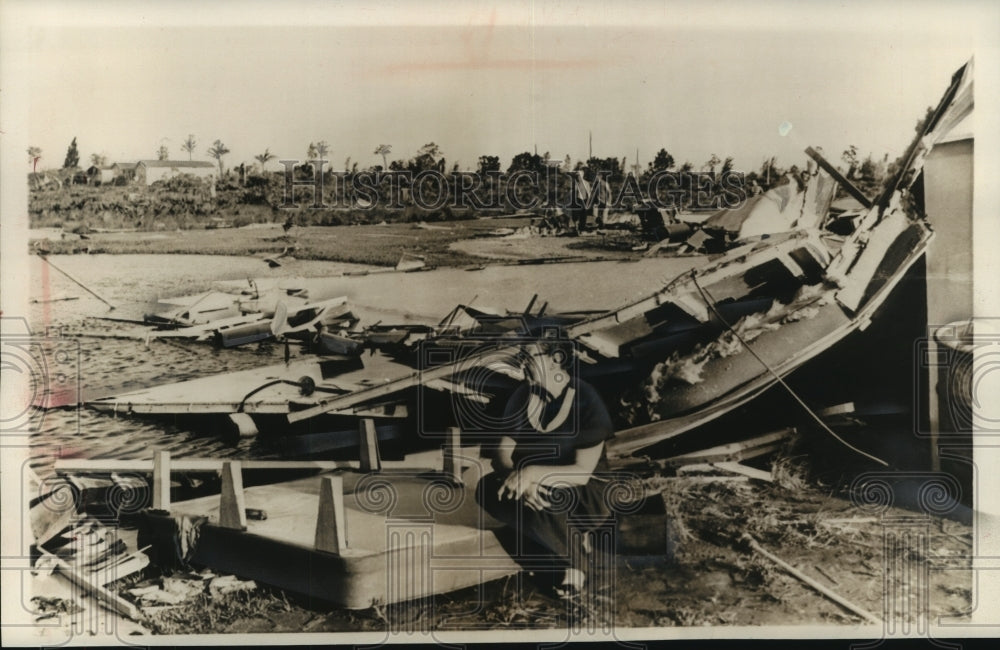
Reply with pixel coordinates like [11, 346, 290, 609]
[182, 134, 197, 161]
[704, 154, 721, 174]
[374, 144, 391, 170]
[254, 148, 275, 173]
[306, 142, 318, 161]
[207, 139, 230, 176]
[28, 146, 42, 172]
[315, 140, 330, 160]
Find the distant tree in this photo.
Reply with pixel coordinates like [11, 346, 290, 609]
[344, 156, 351, 173]
[703, 154, 720, 174]
[207, 139, 230, 176]
[90, 153, 108, 167]
[417, 142, 440, 160]
[28, 146, 42, 172]
[316, 140, 330, 160]
[720, 156, 734, 175]
[507, 151, 544, 175]
[63, 137, 80, 169]
[412, 142, 442, 172]
[651, 148, 675, 172]
[478, 155, 501, 174]
[374, 144, 392, 170]
[254, 148, 275, 173]
[678, 161, 694, 173]
[586, 156, 622, 180]
[855, 153, 886, 196]
[841, 145, 859, 178]
[182, 134, 197, 161]
[157, 145, 169, 161]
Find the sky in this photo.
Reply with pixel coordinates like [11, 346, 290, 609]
[11, 0, 996, 175]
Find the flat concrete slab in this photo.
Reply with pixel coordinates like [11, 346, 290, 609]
[167, 453, 520, 608]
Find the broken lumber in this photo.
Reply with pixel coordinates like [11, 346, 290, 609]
[740, 533, 881, 625]
[805, 147, 873, 210]
[712, 462, 773, 482]
[659, 428, 793, 468]
[38, 549, 140, 620]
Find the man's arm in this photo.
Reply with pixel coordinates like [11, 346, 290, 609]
[535, 442, 603, 488]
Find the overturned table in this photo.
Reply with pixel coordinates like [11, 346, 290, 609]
[141, 443, 521, 609]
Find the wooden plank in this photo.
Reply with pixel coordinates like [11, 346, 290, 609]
[358, 419, 381, 473]
[713, 462, 773, 482]
[314, 475, 347, 555]
[90, 399, 409, 418]
[152, 450, 170, 510]
[53, 449, 471, 475]
[40, 549, 141, 620]
[662, 475, 749, 484]
[805, 146, 873, 210]
[219, 462, 248, 530]
[818, 402, 856, 418]
[658, 428, 793, 467]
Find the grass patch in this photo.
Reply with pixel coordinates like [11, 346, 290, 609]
[30, 219, 539, 267]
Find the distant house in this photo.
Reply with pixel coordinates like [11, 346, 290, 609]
[111, 162, 138, 183]
[135, 160, 216, 186]
[86, 165, 116, 186]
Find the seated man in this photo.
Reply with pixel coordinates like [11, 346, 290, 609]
[476, 343, 615, 597]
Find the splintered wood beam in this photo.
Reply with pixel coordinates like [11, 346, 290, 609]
[805, 146, 873, 210]
[315, 474, 347, 555]
[219, 461, 247, 530]
[659, 428, 794, 467]
[359, 419, 382, 473]
[741, 534, 881, 625]
[712, 461, 773, 482]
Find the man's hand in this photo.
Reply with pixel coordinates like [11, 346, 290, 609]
[497, 466, 552, 511]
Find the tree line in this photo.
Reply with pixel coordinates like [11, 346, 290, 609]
[30, 126, 912, 208]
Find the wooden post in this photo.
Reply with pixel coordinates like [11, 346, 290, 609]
[804, 146, 874, 209]
[219, 461, 247, 530]
[152, 450, 170, 510]
[315, 475, 347, 555]
[443, 426, 463, 485]
[359, 418, 381, 472]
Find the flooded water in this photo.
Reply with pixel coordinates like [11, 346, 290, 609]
[19, 253, 705, 477]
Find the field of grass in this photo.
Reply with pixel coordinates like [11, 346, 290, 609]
[31, 218, 543, 268]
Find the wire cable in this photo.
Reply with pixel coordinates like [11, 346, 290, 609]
[690, 273, 888, 467]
